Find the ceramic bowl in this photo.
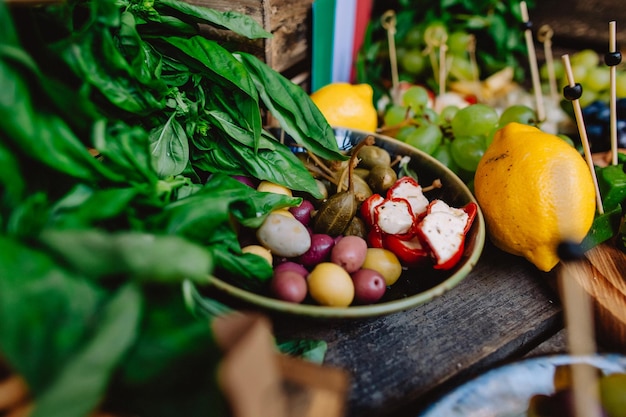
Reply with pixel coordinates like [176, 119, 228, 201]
[205, 127, 486, 319]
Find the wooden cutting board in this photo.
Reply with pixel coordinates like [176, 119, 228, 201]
[558, 242, 626, 351]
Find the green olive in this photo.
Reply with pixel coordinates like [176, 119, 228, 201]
[338, 175, 373, 205]
[354, 168, 370, 180]
[343, 216, 367, 239]
[357, 145, 391, 170]
[367, 165, 398, 195]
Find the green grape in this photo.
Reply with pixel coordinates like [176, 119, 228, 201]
[400, 49, 427, 76]
[402, 85, 430, 112]
[450, 135, 486, 172]
[616, 70, 626, 97]
[447, 31, 472, 55]
[395, 125, 417, 142]
[423, 21, 447, 46]
[599, 373, 626, 417]
[403, 25, 424, 47]
[451, 104, 499, 138]
[383, 104, 408, 128]
[448, 55, 475, 81]
[579, 88, 598, 108]
[540, 60, 564, 81]
[419, 107, 440, 125]
[570, 49, 600, 68]
[498, 104, 537, 127]
[432, 140, 460, 172]
[586, 66, 611, 93]
[485, 127, 498, 148]
[560, 65, 588, 90]
[557, 134, 575, 147]
[405, 124, 443, 155]
[439, 105, 460, 125]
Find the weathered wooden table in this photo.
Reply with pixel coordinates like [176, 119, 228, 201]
[260, 241, 568, 417]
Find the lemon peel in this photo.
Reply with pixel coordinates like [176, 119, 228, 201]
[310, 83, 378, 132]
[474, 122, 596, 272]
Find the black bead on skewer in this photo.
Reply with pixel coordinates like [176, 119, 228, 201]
[604, 51, 622, 66]
[563, 83, 583, 101]
[557, 241, 586, 261]
[521, 20, 533, 31]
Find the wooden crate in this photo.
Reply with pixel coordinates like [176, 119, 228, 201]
[187, 0, 313, 74]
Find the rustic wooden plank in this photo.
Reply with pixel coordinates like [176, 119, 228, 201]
[531, 0, 626, 52]
[270, 242, 562, 417]
[187, 0, 313, 73]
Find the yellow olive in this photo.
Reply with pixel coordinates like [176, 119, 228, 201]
[361, 248, 402, 286]
[257, 180, 292, 197]
[307, 262, 354, 307]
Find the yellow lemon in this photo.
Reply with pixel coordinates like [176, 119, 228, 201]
[474, 122, 596, 272]
[310, 83, 378, 132]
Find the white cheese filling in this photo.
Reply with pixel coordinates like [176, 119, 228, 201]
[388, 180, 430, 216]
[376, 200, 414, 235]
[420, 200, 469, 263]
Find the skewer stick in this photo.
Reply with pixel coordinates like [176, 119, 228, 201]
[558, 249, 602, 417]
[562, 54, 605, 215]
[537, 25, 559, 103]
[439, 39, 448, 96]
[606, 21, 621, 166]
[381, 10, 400, 104]
[520, 2, 546, 122]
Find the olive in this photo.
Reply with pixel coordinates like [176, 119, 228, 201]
[351, 268, 386, 304]
[367, 165, 398, 195]
[307, 262, 354, 307]
[270, 270, 307, 303]
[343, 216, 367, 239]
[362, 248, 402, 286]
[353, 168, 370, 180]
[330, 235, 368, 273]
[337, 175, 373, 204]
[357, 145, 391, 170]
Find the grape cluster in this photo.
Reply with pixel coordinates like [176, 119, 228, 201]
[581, 98, 626, 153]
[398, 23, 476, 85]
[381, 85, 539, 184]
[541, 49, 626, 108]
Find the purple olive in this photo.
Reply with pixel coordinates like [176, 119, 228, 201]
[298, 234, 335, 268]
[273, 261, 309, 278]
[231, 175, 257, 188]
[270, 270, 308, 303]
[351, 268, 386, 304]
[289, 199, 315, 226]
[330, 235, 368, 273]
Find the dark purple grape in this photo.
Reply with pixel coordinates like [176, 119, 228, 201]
[583, 100, 609, 121]
[616, 97, 626, 120]
[617, 119, 626, 148]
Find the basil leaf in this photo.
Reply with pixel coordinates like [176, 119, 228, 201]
[194, 136, 323, 198]
[277, 339, 328, 364]
[38, 229, 214, 285]
[32, 283, 142, 417]
[211, 244, 273, 290]
[48, 184, 140, 229]
[156, 0, 271, 39]
[0, 236, 105, 394]
[0, 42, 124, 182]
[107, 290, 228, 417]
[149, 112, 190, 178]
[236, 52, 347, 162]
